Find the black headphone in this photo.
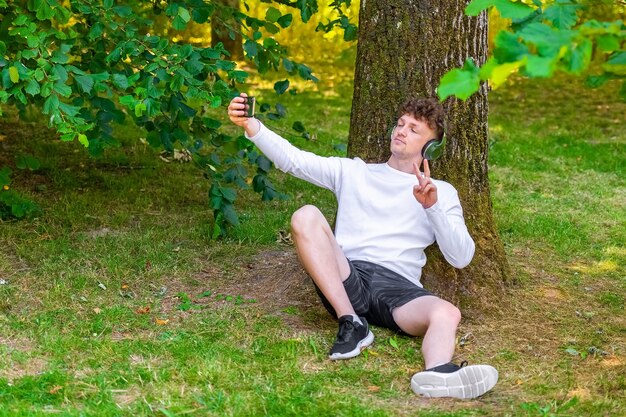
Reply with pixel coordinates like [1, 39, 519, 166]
[421, 131, 447, 161]
[389, 124, 447, 160]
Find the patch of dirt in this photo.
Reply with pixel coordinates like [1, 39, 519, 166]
[0, 336, 48, 382]
[192, 248, 329, 328]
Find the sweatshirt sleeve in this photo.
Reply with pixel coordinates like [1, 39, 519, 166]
[246, 121, 343, 191]
[424, 185, 475, 268]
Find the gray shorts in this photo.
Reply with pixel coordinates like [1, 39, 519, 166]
[315, 259, 434, 332]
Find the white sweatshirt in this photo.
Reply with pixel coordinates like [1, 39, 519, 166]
[247, 122, 475, 287]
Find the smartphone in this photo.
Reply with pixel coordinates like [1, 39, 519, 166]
[244, 96, 255, 118]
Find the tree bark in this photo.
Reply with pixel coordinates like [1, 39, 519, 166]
[211, 0, 244, 60]
[349, 0, 509, 306]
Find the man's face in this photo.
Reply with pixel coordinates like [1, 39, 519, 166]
[389, 114, 436, 160]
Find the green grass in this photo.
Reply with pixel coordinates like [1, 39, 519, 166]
[1, 70, 626, 416]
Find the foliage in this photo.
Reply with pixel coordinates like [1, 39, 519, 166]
[0, 0, 356, 234]
[438, 0, 626, 101]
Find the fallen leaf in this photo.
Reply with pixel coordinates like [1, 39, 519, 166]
[49, 385, 63, 394]
[136, 306, 151, 314]
[121, 283, 129, 290]
[93, 307, 101, 314]
[367, 385, 381, 392]
[155, 318, 169, 325]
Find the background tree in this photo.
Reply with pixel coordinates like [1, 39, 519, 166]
[348, 0, 508, 305]
[211, 0, 244, 60]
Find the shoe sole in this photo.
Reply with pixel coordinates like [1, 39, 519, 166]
[410, 365, 498, 399]
[328, 330, 374, 360]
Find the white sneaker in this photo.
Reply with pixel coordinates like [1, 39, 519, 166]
[411, 362, 498, 399]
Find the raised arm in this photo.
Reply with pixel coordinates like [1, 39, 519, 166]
[227, 94, 345, 191]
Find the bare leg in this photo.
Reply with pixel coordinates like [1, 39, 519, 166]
[290, 205, 354, 317]
[392, 296, 461, 369]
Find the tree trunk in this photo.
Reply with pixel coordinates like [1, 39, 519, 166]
[348, 0, 509, 306]
[211, 0, 244, 60]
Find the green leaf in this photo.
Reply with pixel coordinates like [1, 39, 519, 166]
[75, 75, 94, 94]
[495, 0, 534, 20]
[256, 155, 272, 172]
[264, 22, 280, 34]
[274, 79, 289, 95]
[172, 8, 191, 30]
[221, 204, 239, 226]
[283, 58, 295, 73]
[606, 51, 626, 66]
[25, 78, 40, 96]
[78, 134, 89, 147]
[597, 35, 620, 53]
[344, 24, 357, 42]
[525, 54, 556, 77]
[178, 7, 191, 22]
[603, 51, 626, 75]
[265, 7, 281, 23]
[88, 22, 104, 40]
[13, 14, 29, 25]
[465, 0, 494, 16]
[58, 102, 80, 117]
[487, 60, 522, 88]
[35, 0, 55, 20]
[0, 41, 6, 56]
[543, 2, 579, 30]
[40, 82, 53, 97]
[207, 96, 221, 108]
[42, 94, 59, 114]
[277, 13, 293, 29]
[585, 74, 609, 89]
[15, 154, 41, 170]
[0, 166, 12, 186]
[566, 38, 592, 74]
[9, 66, 19, 83]
[113, 6, 132, 17]
[26, 35, 40, 48]
[112, 73, 129, 90]
[134, 102, 147, 117]
[220, 187, 237, 203]
[53, 81, 72, 97]
[119, 95, 136, 108]
[494, 30, 530, 62]
[438, 63, 480, 101]
[292, 121, 305, 133]
[244, 40, 259, 58]
[389, 337, 399, 349]
[466, 0, 534, 20]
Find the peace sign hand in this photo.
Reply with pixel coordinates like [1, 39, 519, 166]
[412, 160, 438, 209]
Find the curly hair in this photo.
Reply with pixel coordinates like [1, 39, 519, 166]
[397, 98, 445, 139]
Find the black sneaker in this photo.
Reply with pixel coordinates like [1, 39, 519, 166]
[410, 361, 498, 399]
[328, 315, 374, 360]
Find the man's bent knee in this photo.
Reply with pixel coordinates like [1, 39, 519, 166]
[430, 302, 462, 327]
[291, 205, 327, 235]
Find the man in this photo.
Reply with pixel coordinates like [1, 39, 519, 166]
[227, 95, 498, 399]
